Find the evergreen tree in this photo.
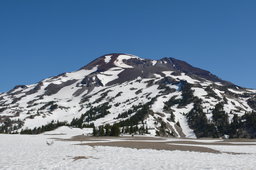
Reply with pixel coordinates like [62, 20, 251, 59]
[241, 111, 256, 138]
[212, 103, 229, 136]
[93, 126, 98, 136]
[145, 126, 149, 134]
[129, 126, 134, 134]
[99, 126, 105, 136]
[125, 126, 130, 134]
[187, 99, 217, 137]
[180, 81, 195, 106]
[110, 124, 120, 136]
[104, 124, 111, 136]
[229, 114, 241, 138]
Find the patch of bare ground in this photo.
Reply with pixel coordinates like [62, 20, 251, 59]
[52, 136, 255, 154]
[167, 141, 256, 146]
[64, 136, 109, 142]
[224, 138, 256, 142]
[82, 141, 220, 153]
[54, 135, 165, 142]
[44, 133, 66, 136]
[121, 136, 165, 140]
[52, 136, 110, 142]
[72, 156, 97, 161]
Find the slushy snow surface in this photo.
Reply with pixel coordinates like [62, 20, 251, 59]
[1, 129, 256, 170]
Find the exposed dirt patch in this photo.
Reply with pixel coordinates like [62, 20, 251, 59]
[72, 156, 97, 161]
[224, 138, 256, 142]
[83, 141, 220, 153]
[120, 136, 165, 141]
[52, 136, 256, 154]
[168, 141, 256, 146]
[53, 136, 109, 142]
[55, 135, 165, 142]
[44, 133, 66, 136]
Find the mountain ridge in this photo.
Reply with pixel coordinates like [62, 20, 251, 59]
[0, 53, 256, 138]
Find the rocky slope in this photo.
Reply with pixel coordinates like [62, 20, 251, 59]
[0, 53, 256, 138]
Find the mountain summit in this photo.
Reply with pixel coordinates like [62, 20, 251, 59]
[1, 53, 256, 138]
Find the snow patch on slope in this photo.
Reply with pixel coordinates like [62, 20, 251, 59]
[97, 67, 124, 86]
[104, 55, 112, 63]
[193, 88, 208, 97]
[64, 66, 98, 81]
[151, 60, 157, 66]
[172, 103, 196, 138]
[228, 88, 244, 94]
[162, 71, 199, 84]
[114, 54, 139, 68]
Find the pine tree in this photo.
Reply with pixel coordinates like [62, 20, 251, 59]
[110, 124, 120, 136]
[129, 126, 133, 134]
[125, 126, 130, 134]
[99, 126, 104, 136]
[104, 124, 111, 136]
[145, 126, 149, 134]
[93, 126, 98, 136]
[212, 103, 229, 136]
[187, 98, 217, 137]
[180, 81, 195, 106]
[229, 114, 240, 137]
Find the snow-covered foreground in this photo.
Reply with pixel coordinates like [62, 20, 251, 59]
[1, 133, 256, 170]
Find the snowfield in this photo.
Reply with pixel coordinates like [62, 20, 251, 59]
[1, 129, 256, 170]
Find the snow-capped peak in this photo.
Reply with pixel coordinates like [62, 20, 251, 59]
[0, 53, 255, 139]
[114, 54, 139, 68]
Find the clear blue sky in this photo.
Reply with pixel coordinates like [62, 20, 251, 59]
[1, 0, 256, 92]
